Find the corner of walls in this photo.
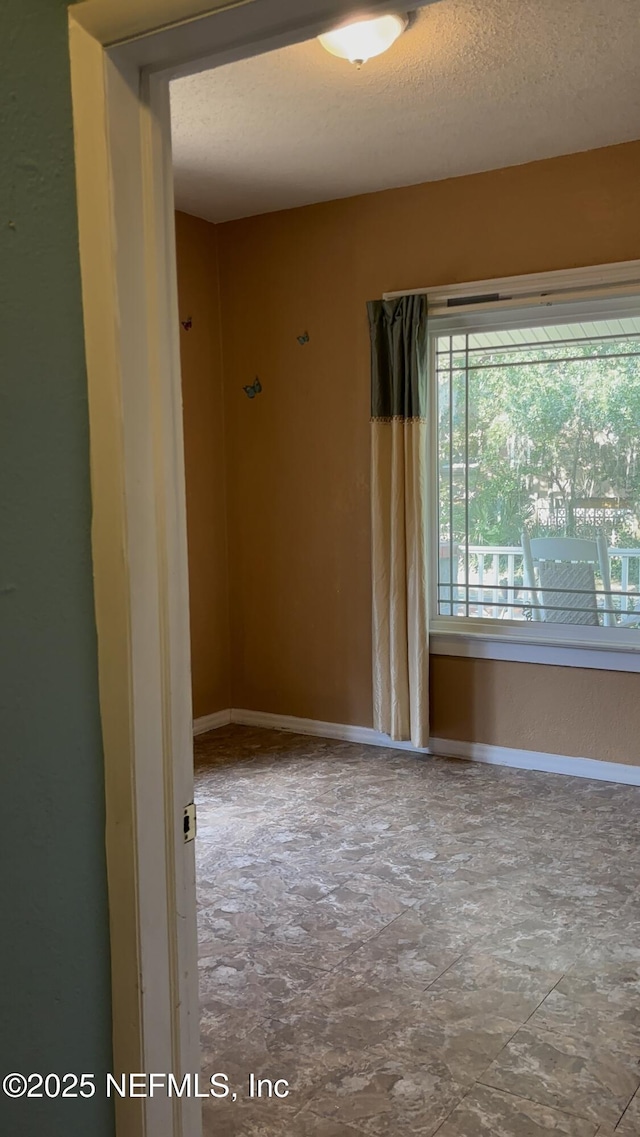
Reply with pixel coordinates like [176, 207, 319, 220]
[175, 210, 231, 718]
[217, 221, 247, 716]
[212, 219, 234, 714]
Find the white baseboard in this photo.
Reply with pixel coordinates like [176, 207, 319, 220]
[230, 707, 429, 752]
[193, 708, 232, 735]
[193, 708, 640, 786]
[429, 737, 640, 786]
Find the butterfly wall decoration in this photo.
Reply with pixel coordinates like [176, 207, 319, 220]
[297, 332, 310, 345]
[243, 377, 262, 399]
[181, 317, 193, 331]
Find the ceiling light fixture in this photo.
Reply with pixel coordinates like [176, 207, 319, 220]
[318, 13, 408, 68]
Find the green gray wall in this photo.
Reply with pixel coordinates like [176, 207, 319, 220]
[0, 1, 114, 1133]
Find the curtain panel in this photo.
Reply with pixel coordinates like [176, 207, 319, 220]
[367, 295, 429, 748]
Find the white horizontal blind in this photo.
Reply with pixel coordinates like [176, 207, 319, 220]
[384, 258, 640, 308]
[429, 290, 640, 336]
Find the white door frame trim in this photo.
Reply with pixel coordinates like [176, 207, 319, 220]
[68, 3, 436, 1135]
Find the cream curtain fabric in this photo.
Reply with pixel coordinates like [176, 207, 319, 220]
[368, 296, 429, 748]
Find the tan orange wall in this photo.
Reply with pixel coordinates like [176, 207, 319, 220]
[181, 140, 640, 760]
[431, 658, 640, 765]
[176, 211, 230, 718]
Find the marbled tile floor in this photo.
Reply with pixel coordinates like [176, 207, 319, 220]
[194, 725, 640, 1137]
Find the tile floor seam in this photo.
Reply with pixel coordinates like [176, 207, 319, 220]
[427, 964, 572, 1123]
[420, 951, 468, 993]
[612, 1083, 640, 1132]
[278, 900, 430, 990]
[325, 900, 424, 963]
[278, 896, 421, 958]
[476, 1000, 640, 1127]
[472, 1076, 603, 1127]
[480, 1088, 604, 1137]
[403, 971, 571, 1136]
[428, 1081, 484, 1136]
[438, 965, 570, 1118]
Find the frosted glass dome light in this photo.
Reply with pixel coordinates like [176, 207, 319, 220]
[318, 13, 408, 67]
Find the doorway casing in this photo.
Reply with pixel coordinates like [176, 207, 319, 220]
[68, 1, 435, 1134]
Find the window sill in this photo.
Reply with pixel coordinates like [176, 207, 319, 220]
[430, 626, 640, 673]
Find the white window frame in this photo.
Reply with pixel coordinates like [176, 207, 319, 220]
[403, 262, 640, 674]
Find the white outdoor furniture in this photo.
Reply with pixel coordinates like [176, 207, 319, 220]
[521, 532, 615, 627]
[438, 541, 640, 622]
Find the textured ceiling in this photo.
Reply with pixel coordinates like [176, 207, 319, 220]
[170, 0, 640, 223]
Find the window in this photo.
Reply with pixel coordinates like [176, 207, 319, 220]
[423, 263, 640, 664]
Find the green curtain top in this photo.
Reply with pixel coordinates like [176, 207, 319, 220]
[367, 295, 428, 421]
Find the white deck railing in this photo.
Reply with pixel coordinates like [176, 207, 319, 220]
[438, 544, 640, 621]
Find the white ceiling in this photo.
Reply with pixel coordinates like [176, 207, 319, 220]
[170, 0, 640, 224]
